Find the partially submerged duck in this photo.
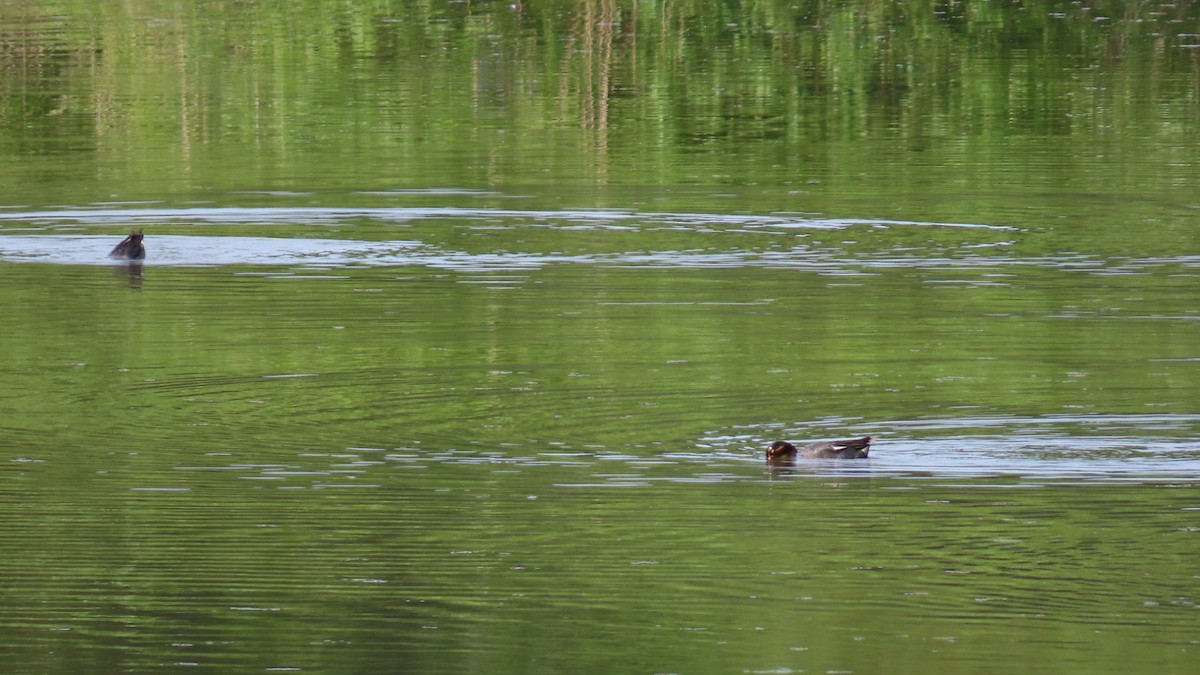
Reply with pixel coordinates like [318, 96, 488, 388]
[109, 229, 145, 260]
[766, 437, 874, 463]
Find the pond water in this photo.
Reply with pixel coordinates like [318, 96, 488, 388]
[2, 2, 1200, 673]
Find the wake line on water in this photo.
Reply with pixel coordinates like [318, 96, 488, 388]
[0, 233, 1187, 274]
[0, 206, 1053, 270]
[699, 412, 1200, 481]
[0, 206, 1014, 231]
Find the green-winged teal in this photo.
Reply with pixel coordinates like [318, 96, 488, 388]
[766, 437, 873, 462]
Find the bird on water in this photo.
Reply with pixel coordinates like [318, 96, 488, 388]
[109, 229, 145, 260]
[765, 436, 874, 463]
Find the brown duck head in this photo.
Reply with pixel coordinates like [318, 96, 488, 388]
[765, 441, 798, 463]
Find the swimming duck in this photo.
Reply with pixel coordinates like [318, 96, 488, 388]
[109, 229, 145, 260]
[766, 437, 874, 462]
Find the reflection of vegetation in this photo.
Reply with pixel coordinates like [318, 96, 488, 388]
[2, 258, 1197, 451]
[0, 0, 1197, 199]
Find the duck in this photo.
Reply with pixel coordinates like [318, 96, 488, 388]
[109, 229, 145, 260]
[766, 436, 874, 463]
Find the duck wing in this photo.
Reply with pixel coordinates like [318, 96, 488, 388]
[801, 436, 873, 458]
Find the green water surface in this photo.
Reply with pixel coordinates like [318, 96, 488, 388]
[2, 1, 1199, 673]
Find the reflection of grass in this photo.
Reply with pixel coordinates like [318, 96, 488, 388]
[2, 259, 1196, 454]
[1, 0, 1198, 217]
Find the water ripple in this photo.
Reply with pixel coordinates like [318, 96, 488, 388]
[700, 413, 1200, 482]
[0, 206, 1033, 272]
[1, 206, 1193, 278]
[0, 233, 1173, 276]
[0, 205, 1011, 230]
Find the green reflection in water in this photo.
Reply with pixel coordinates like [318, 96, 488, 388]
[3, 463, 1199, 673]
[1, 260, 1197, 452]
[1, 0, 1198, 222]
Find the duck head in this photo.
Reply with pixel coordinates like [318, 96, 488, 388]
[765, 441, 797, 462]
